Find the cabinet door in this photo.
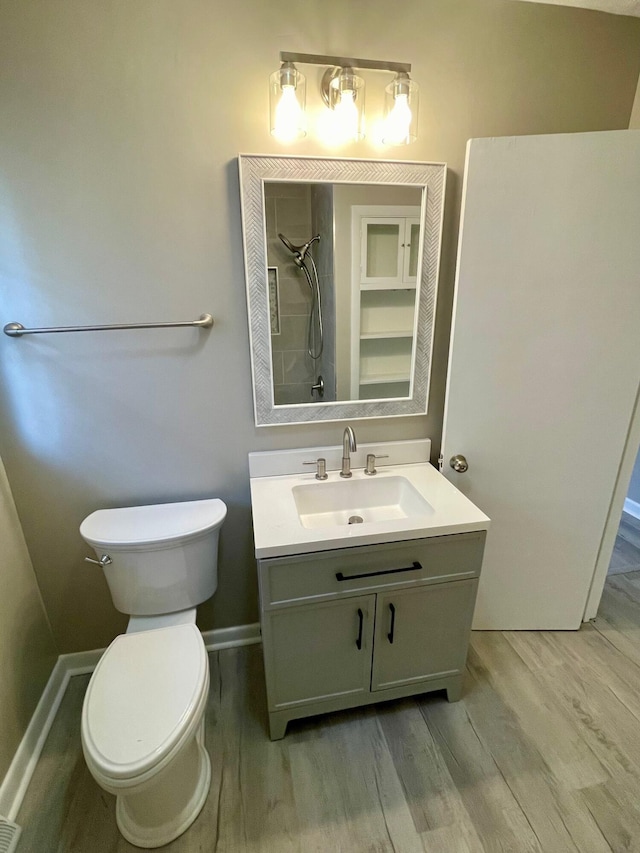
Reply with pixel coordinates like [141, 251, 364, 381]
[360, 218, 404, 287]
[262, 595, 375, 711]
[371, 580, 477, 692]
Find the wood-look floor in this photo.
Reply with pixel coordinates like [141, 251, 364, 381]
[17, 567, 640, 852]
[608, 512, 640, 576]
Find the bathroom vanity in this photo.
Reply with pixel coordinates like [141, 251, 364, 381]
[249, 439, 489, 739]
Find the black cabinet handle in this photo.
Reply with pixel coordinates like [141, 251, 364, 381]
[388, 603, 396, 644]
[356, 608, 364, 650]
[336, 561, 422, 582]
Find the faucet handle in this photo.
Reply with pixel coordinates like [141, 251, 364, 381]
[364, 453, 389, 475]
[303, 457, 328, 480]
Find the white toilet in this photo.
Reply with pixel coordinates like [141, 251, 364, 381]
[79, 498, 227, 849]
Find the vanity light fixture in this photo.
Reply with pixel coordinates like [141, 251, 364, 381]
[382, 71, 419, 145]
[322, 66, 365, 142]
[269, 52, 419, 145]
[269, 61, 306, 141]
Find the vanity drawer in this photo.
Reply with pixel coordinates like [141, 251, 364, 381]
[258, 531, 485, 609]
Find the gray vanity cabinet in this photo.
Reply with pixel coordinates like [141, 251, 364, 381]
[258, 531, 485, 740]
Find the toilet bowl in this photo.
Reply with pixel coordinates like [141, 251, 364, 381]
[79, 498, 226, 848]
[82, 621, 210, 847]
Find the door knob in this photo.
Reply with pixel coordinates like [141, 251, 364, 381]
[450, 454, 468, 473]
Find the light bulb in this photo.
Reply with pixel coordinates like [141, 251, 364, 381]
[382, 93, 412, 145]
[274, 84, 304, 142]
[334, 89, 359, 141]
[323, 67, 365, 143]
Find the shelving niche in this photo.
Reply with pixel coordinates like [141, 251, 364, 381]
[350, 206, 421, 398]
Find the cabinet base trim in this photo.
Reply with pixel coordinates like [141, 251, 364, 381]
[272, 687, 367, 712]
[372, 667, 460, 692]
[267, 673, 463, 740]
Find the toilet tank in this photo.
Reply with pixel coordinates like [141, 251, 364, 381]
[80, 499, 227, 616]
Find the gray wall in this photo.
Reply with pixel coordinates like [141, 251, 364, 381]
[0, 0, 639, 653]
[0, 457, 57, 789]
[632, 76, 640, 127]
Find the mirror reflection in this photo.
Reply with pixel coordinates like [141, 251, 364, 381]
[264, 182, 424, 406]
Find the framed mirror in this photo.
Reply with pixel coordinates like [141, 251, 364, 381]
[238, 155, 446, 426]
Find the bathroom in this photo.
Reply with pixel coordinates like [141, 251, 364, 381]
[1, 0, 640, 849]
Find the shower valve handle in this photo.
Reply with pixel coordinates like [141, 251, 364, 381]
[311, 376, 324, 397]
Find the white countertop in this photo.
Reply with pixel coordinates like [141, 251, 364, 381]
[250, 459, 490, 560]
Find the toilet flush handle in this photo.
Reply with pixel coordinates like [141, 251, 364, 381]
[85, 554, 112, 568]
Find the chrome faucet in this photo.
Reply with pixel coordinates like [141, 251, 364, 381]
[340, 426, 357, 478]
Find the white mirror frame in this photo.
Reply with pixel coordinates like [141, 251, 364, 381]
[238, 154, 446, 426]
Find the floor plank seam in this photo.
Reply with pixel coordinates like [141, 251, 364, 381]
[605, 683, 640, 727]
[581, 794, 615, 853]
[592, 620, 640, 669]
[605, 585, 640, 607]
[373, 771, 398, 853]
[211, 763, 223, 852]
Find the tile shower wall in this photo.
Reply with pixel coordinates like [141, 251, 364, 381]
[265, 183, 321, 405]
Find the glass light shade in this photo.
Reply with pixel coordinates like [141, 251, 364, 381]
[270, 63, 306, 141]
[328, 68, 365, 142]
[382, 74, 419, 145]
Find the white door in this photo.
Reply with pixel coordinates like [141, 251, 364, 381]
[443, 130, 640, 630]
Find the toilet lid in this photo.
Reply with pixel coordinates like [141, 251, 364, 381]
[80, 498, 227, 548]
[82, 624, 208, 781]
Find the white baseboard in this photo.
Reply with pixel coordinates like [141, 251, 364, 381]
[624, 498, 640, 521]
[0, 658, 69, 821]
[202, 621, 261, 652]
[0, 622, 261, 822]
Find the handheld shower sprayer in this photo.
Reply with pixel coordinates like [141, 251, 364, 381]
[277, 232, 324, 359]
[278, 233, 320, 268]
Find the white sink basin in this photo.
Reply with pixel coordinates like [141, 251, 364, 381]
[292, 476, 435, 529]
[248, 440, 490, 559]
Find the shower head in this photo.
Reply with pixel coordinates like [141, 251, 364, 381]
[278, 234, 299, 254]
[278, 233, 320, 266]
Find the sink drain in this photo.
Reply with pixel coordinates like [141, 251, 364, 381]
[348, 515, 364, 524]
